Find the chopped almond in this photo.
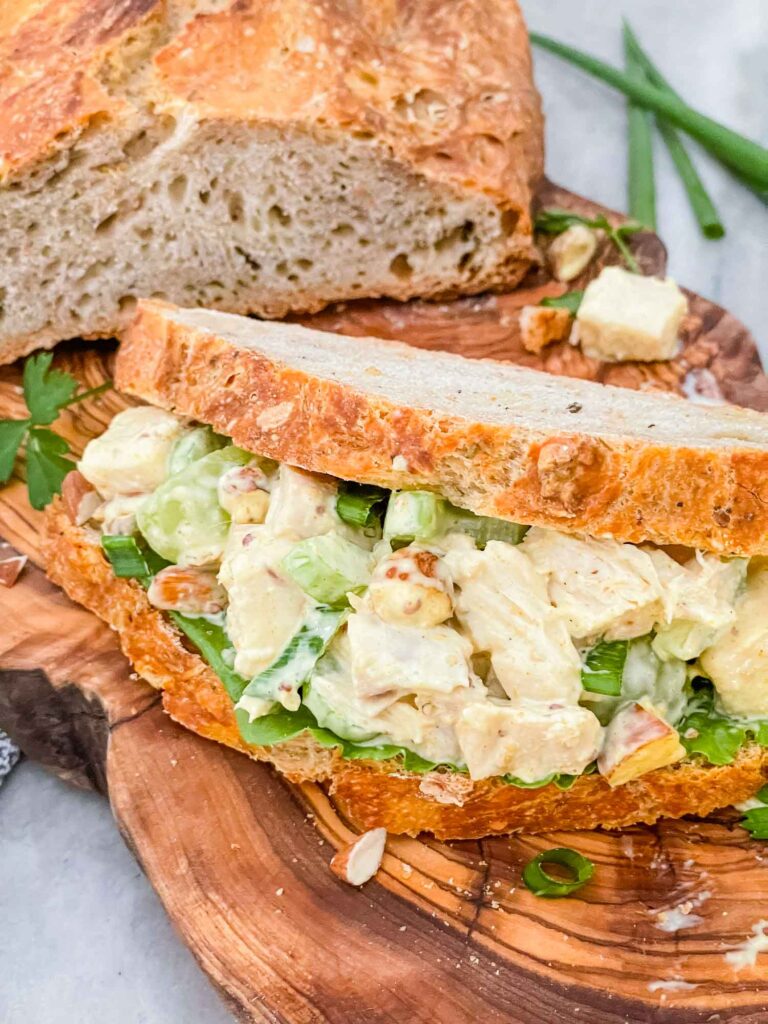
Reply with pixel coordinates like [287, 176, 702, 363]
[61, 470, 100, 526]
[519, 305, 572, 354]
[330, 828, 387, 886]
[147, 565, 227, 615]
[0, 553, 27, 587]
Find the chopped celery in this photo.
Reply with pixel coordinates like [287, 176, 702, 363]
[101, 534, 150, 578]
[336, 483, 389, 529]
[168, 425, 228, 476]
[383, 490, 446, 544]
[236, 606, 347, 713]
[137, 445, 251, 564]
[303, 681, 379, 742]
[445, 504, 528, 548]
[281, 533, 371, 605]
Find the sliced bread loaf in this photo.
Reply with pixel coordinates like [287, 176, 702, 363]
[116, 300, 768, 556]
[0, 0, 543, 364]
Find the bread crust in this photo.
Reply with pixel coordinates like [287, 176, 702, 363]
[43, 498, 768, 839]
[2, 0, 542, 206]
[116, 301, 768, 556]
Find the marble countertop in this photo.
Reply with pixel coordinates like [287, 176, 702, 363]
[1, 3, 765, 1022]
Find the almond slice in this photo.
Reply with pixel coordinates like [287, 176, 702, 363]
[61, 470, 100, 525]
[0, 553, 27, 587]
[330, 828, 387, 887]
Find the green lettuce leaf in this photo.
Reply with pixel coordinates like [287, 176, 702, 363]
[678, 684, 768, 766]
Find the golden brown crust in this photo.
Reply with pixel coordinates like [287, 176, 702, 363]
[43, 498, 768, 839]
[117, 301, 768, 556]
[1, 0, 542, 241]
[153, 0, 543, 233]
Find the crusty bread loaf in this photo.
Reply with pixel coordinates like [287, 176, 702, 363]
[43, 499, 768, 838]
[0, 0, 543, 364]
[117, 300, 768, 556]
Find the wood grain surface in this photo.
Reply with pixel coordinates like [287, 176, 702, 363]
[2, 185, 768, 1022]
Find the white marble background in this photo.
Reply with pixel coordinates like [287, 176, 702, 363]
[1, 3, 766, 1022]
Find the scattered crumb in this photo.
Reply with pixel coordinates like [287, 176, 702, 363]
[275, 888, 284, 897]
[401, 864, 413, 879]
[725, 920, 768, 970]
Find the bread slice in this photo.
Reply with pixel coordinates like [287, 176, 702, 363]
[0, 0, 542, 364]
[116, 301, 768, 557]
[43, 500, 768, 838]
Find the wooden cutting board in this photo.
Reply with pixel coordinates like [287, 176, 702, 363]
[2, 183, 768, 1024]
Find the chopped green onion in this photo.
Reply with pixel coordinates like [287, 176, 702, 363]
[624, 22, 656, 230]
[522, 847, 595, 898]
[530, 32, 768, 189]
[623, 23, 726, 238]
[539, 290, 584, 316]
[445, 504, 528, 548]
[101, 535, 150, 578]
[336, 483, 389, 529]
[281, 533, 371, 605]
[581, 639, 628, 696]
[236, 606, 347, 712]
[383, 490, 445, 545]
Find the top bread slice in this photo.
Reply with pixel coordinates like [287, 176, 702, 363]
[117, 300, 768, 556]
[0, 0, 542, 364]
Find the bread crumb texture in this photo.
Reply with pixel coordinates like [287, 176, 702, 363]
[0, 0, 543, 362]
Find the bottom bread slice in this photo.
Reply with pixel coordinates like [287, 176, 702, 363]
[43, 499, 768, 839]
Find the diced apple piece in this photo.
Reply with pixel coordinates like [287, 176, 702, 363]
[598, 699, 685, 787]
[147, 565, 228, 616]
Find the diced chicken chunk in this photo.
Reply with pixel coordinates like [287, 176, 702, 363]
[576, 266, 688, 362]
[218, 525, 309, 678]
[699, 566, 768, 717]
[265, 466, 342, 541]
[444, 537, 582, 704]
[347, 605, 475, 708]
[455, 701, 601, 782]
[522, 528, 663, 641]
[78, 407, 184, 499]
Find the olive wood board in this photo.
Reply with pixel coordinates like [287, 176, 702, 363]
[2, 182, 768, 1024]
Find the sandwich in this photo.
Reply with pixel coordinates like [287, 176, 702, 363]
[44, 300, 768, 839]
[0, 0, 542, 365]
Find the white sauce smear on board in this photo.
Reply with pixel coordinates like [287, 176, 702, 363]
[725, 920, 768, 970]
[648, 979, 698, 994]
[653, 891, 711, 932]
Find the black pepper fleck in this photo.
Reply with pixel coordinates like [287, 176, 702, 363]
[567, 402, 582, 414]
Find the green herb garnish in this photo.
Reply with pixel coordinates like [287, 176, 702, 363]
[522, 847, 595, 898]
[530, 32, 768, 191]
[534, 208, 643, 273]
[336, 483, 389, 529]
[624, 22, 656, 230]
[0, 353, 111, 509]
[539, 290, 584, 316]
[623, 23, 726, 237]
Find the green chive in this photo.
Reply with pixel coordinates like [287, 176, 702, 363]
[624, 24, 656, 230]
[623, 23, 726, 237]
[101, 534, 150, 578]
[522, 847, 595, 898]
[530, 32, 768, 189]
[581, 639, 628, 696]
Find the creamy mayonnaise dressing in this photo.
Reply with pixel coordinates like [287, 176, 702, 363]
[78, 407, 767, 784]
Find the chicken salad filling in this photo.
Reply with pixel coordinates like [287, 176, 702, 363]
[77, 407, 768, 786]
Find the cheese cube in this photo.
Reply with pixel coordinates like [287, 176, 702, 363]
[576, 266, 688, 362]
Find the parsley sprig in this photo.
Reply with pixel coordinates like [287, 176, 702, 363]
[0, 353, 111, 510]
[535, 208, 644, 274]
